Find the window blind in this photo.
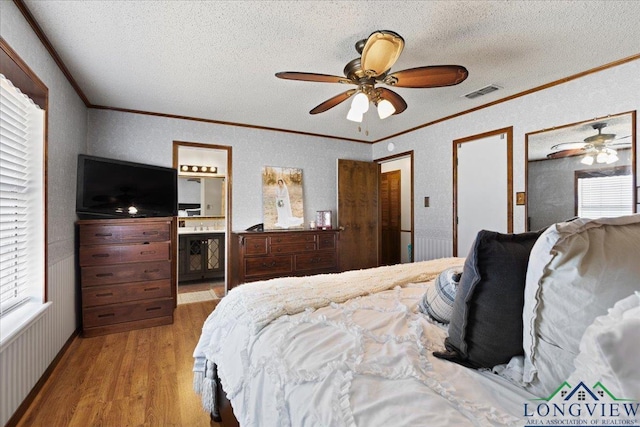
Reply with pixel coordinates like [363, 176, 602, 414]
[577, 173, 633, 218]
[0, 74, 44, 316]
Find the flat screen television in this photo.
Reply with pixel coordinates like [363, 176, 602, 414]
[76, 154, 177, 219]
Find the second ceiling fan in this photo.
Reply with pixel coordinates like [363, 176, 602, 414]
[276, 30, 468, 122]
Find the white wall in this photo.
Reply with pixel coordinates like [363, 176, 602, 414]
[374, 59, 640, 259]
[0, 2, 87, 425]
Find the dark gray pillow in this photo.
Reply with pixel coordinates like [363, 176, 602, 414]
[434, 229, 542, 368]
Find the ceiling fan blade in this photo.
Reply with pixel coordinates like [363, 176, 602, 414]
[309, 90, 357, 114]
[360, 30, 404, 77]
[385, 65, 468, 88]
[276, 72, 350, 84]
[377, 88, 407, 115]
[547, 149, 585, 159]
[550, 142, 587, 150]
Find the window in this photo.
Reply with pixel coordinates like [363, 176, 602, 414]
[0, 40, 48, 344]
[576, 167, 634, 218]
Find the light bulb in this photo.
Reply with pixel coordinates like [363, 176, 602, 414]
[350, 92, 369, 113]
[346, 107, 363, 122]
[606, 152, 619, 164]
[596, 151, 608, 163]
[377, 99, 396, 119]
[581, 155, 594, 165]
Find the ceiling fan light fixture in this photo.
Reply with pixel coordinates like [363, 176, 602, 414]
[350, 92, 370, 113]
[596, 151, 609, 164]
[346, 107, 363, 122]
[377, 99, 396, 119]
[606, 152, 619, 164]
[581, 154, 595, 165]
[361, 30, 405, 76]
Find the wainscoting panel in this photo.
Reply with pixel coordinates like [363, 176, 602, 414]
[414, 237, 453, 261]
[0, 255, 76, 426]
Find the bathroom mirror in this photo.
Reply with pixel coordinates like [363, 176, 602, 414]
[178, 176, 226, 217]
[526, 111, 636, 231]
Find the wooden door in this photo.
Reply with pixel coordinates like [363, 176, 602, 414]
[380, 170, 401, 265]
[337, 159, 378, 271]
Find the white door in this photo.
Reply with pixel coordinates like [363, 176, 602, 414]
[454, 129, 512, 257]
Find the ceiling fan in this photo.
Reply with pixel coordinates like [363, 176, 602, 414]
[547, 122, 632, 165]
[275, 30, 468, 122]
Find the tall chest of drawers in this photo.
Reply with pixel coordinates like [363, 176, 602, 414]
[77, 217, 176, 337]
[230, 229, 340, 289]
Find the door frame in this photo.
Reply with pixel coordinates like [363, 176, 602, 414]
[172, 140, 233, 295]
[375, 150, 414, 263]
[452, 128, 513, 256]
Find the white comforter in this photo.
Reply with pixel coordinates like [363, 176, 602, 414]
[193, 259, 535, 426]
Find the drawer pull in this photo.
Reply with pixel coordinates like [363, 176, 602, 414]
[261, 261, 277, 268]
[95, 233, 113, 237]
[96, 292, 113, 297]
[140, 250, 157, 255]
[96, 273, 113, 277]
[92, 253, 110, 258]
[144, 287, 160, 292]
[144, 268, 160, 273]
[146, 306, 162, 312]
[276, 248, 281, 252]
[98, 313, 115, 318]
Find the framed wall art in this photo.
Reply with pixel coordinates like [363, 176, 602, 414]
[262, 166, 304, 229]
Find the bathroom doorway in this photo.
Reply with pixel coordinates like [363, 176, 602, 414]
[172, 141, 232, 304]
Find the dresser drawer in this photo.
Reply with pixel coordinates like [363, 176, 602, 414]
[81, 260, 171, 286]
[295, 250, 338, 271]
[317, 233, 336, 249]
[83, 297, 174, 328]
[79, 242, 170, 266]
[244, 236, 268, 255]
[269, 234, 316, 245]
[82, 279, 172, 307]
[80, 222, 171, 245]
[270, 242, 316, 255]
[244, 255, 292, 278]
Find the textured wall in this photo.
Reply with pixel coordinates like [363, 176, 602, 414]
[0, 2, 87, 425]
[86, 109, 372, 231]
[373, 59, 640, 244]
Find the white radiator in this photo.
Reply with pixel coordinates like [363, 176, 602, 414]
[414, 237, 453, 261]
[0, 255, 76, 426]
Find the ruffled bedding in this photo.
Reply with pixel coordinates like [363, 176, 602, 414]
[193, 258, 536, 426]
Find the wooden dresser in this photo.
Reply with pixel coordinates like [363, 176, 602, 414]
[230, 229, 340, 289]
[77, 217, 176, 337]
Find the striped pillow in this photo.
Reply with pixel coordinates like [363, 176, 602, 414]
[419, 268, 462, 323]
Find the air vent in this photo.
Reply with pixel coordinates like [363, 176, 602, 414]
[463, 84, 502, 99]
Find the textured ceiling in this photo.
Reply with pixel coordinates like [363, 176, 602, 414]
[22, 0, 640, 142]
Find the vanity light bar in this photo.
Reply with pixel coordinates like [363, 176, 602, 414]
[180, 164, 218, 174]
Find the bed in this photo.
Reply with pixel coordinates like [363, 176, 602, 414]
[193, 214, 640, 426]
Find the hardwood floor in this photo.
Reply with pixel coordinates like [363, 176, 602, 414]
[16, 300, 222, 427]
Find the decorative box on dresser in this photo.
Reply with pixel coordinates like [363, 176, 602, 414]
[230, 229, 340, 289]
[77, 217, 176, 337]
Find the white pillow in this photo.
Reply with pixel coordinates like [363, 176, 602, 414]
[522, 214, 640, 396]
[568, 292, 640, 401]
